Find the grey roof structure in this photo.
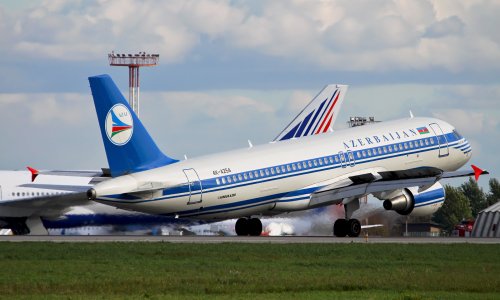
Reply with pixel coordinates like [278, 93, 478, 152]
[471, 201, 500, 238]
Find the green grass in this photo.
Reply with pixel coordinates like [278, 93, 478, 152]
[0, 243, 498, 299]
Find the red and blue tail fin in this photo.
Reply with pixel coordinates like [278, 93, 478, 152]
[274, 84, 348, 141]
[89, 74, 178, 177]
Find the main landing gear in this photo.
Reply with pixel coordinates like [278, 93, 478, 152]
[333, 198, 362, 237]
[235, 217, 262, 236]
[333, 218, 361, 237]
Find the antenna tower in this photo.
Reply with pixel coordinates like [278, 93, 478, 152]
[108, 52, 159, 117]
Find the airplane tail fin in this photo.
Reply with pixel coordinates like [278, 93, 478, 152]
[88, 74, 178, 177]
[274, 84, 348, 141]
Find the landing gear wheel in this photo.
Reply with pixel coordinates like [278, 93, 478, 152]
[235, 218, 249, 236]
[248, 218, 262, 236]
[347, 219, 361, 237]
[333, 219, 347, 237]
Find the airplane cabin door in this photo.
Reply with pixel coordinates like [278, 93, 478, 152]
[338, 151, 347, 168]
[346, 150, 355, 167]
[183, 168, 203, 204]
[429, 123, 449, 157]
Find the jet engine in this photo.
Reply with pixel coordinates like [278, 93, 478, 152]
[382, 182, 445, 216]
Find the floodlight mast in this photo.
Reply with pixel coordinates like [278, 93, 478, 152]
[108, 52, 159, 117]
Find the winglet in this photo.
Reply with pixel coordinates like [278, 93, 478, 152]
[471, 164, 488, 181]
[27, 166, 39, 182]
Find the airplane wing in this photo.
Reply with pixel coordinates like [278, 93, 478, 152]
[0, 167, 109, 215]
[274, 84, 348, 141]
[309, 165, 488, 208]
[0, 192, 90, 212]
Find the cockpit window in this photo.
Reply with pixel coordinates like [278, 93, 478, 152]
[453, 130, 463, 140]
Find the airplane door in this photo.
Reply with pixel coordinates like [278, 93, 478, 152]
[429, 123, 449, 157]
[183, 168, 203, 204]
[338, 152, 347, 168]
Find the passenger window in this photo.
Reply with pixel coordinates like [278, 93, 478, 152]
[243, 173, 248, 180]
[292, 164, 296, 171]
[276, 167, 280, 174]
[318, 159, 323, 166]
[378, 148, 382, 154]
[404, 143, 408, 149]
[249, 172, 254, 179]
[281, 166, 286, 173]
[238, 174, 242, 181]
[22, 192, 25, 196]
[425, 139, 429, 146]
[265, 169, 270, 176]
[308, 161, 312, 167]
[303, 162, 307, 168]
[270, 168, 275, 175]
[329, 157, 333, 164]
[232, 175, 237, 182]
[227, 177, 232, 183]
[324, 157, 328, 164]
[313, 160, 317, 166]
[399, 144, 403, 151]
[216, 178, 220, 185]
[12, 192, 15, 196]
[367, 149, 371, 156]
[254, 171, 259, 178]
[420, 140, 424, 147]
[287, 165, 291, 171]
[221, 177, 226, 184]
[430, 138, 435, 144]
[260, 170, 264, 177]
[409, 142, 413, 148]
[362, 151, 366, 157]
[383, 147, 387, 153]
[297, 163, 302, 170]
[357, 152, 361, 158]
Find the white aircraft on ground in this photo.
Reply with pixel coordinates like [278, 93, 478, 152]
[0, 82, 349, 235]
[85, 74, 487, 237]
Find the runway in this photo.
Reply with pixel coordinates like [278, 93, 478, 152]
[1, 235, 499, 244]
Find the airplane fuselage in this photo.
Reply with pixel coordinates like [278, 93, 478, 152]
[94, 117, 471, 220]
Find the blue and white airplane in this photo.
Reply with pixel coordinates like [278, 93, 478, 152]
[0, 82, 349, 235]
[85, 74, 487, 237]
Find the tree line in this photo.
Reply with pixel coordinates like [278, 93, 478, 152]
[432, 178, 500, 232]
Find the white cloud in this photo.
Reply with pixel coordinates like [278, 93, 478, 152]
[1, 0, 499, 72]
[0, 93, 90, 125]
[432, 109, 485, 135]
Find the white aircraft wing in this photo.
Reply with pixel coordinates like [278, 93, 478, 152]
[309, 165, 488, 208]
[274, 84, 348, 141]
[0, 167, 108, 214]
[0, 192, 90, 211]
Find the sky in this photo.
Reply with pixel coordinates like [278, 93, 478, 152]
[0, 0, 498, 189]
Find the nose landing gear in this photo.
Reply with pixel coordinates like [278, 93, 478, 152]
[235, 217, 262, 236]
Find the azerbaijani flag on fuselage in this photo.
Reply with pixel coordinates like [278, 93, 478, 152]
[417, 126, 430, 135]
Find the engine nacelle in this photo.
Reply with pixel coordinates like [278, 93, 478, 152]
[382, 182, 445, 217]
[383, 189, 414, 215]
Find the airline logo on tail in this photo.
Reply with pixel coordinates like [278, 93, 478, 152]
[105, 104, 134, 146]
[279, 89, 341, 141]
